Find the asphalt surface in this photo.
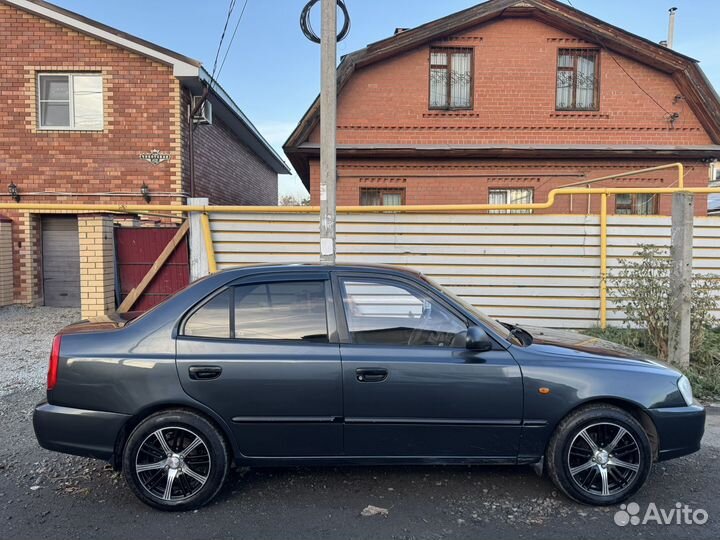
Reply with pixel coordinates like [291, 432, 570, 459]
[1, 308, 719, 539]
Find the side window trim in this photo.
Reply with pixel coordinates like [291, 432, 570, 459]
[179, 273, 338, 344]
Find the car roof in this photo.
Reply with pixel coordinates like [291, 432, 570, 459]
[214, 263, 424, 279]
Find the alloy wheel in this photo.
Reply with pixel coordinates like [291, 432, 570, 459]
[567, 421, 641, 497]
[135, 426, 211, 502]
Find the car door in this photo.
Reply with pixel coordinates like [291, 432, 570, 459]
[176, 272, 343, 457]
[335, 273, 523, 459]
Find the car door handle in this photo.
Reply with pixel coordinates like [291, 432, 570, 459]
[188, 366, 223, 380]
[356, 368, 388, 383]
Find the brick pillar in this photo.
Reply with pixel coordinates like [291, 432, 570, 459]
[78, 214, 115, 319]
[0, 216, 13, 307]
[15, 212, 41, 305]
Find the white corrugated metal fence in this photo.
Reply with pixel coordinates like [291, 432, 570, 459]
[209, 212, 720, 329]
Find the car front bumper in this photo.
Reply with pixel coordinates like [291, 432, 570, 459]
[33, 401, 130, 462]
[648, 404, 705, 461]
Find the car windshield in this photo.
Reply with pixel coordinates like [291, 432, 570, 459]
[420, 274, 515, 342]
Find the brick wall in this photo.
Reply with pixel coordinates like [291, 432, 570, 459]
[305, 15, 714, 212]
[0, 4, 183, 201]
[309, 157, 710, 216]
[310, 17, 711, 147]
[192, 115, 278, 205]
[0, 3, 183, 303]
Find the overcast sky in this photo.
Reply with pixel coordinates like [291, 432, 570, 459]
[49, 0, 720, 198]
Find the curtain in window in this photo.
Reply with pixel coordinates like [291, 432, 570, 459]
[360, 189, 382, 206]
[556, 53, 574, 110]
[382, 193, 403, 206]
[575, 54, 596, 109]
[636, 194, 656, 215]
[488, 190, 507, 214]
[360, 189, 404, 206]
[72, 75, 103, 130]
[489, 189, 533, 214]
[430, 51, 448, 108]
[507, 188, 533, 214]
[615, 193, 632, 214]
[450, 52, 472, 108]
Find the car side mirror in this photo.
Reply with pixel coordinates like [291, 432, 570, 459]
[465, 326, 493, 352]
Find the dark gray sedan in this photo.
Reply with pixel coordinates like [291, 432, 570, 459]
[34, 264, 704, 511]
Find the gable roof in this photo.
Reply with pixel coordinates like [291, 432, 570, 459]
[284, 0, 720, 186]
[3, 0, 290, 174]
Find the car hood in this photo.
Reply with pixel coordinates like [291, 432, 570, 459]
[518, 325, 675, 369]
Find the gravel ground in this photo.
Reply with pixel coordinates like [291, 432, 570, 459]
[0, 305, 80, 397]
[1, 306, 719, 539]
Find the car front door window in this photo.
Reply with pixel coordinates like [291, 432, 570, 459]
[339, 278, 467, 347]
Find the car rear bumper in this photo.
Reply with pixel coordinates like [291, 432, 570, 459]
[33, 401, 130, 462]
[648, 404, 705, 461]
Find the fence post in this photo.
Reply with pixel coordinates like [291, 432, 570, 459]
[78, 214, 115, 319]
[188, 197, 209, 281]
[668, 192, 694, 368]
[599, 194, 608, 329]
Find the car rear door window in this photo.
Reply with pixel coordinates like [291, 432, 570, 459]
[339, 278, 467, 347]
[234, 281, 328, 342]
[184, 289, 231, 338]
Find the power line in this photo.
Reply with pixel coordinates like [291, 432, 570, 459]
[605, 52, 673, 116]
[565, 0, 673, 117]
[208, 0, 239, 89]
[216, 0, 250, 81]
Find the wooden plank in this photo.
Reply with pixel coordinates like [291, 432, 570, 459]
[117, 221, 189, 314]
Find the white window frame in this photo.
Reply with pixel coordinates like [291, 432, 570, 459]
[37, 73, 104, 131]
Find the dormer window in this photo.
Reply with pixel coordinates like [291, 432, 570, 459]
[556, 48, 599, 111]
[429, 47, 473, 110]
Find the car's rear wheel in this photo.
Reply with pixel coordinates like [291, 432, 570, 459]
[122, 409, 229, 511]
[546, 404, 652, 506]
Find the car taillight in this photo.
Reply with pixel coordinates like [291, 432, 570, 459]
[47, 335, 62, 391]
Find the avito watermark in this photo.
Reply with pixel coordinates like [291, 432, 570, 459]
[614, 502, 708, 526]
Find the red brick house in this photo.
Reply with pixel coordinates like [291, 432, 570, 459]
[285, 0, 720, 216]
[0, 0, 289, 306]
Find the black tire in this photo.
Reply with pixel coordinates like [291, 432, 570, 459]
[546, 404, 652, 506]
[122, 409, 229, 511]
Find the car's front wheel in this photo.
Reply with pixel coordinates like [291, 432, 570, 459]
[122, 409, 229, 511]
[546, 404, 653, 505]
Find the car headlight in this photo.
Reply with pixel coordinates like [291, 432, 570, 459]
[678, 375, 694, 406]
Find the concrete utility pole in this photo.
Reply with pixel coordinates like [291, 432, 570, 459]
[669, 191, 693, 368]
[319, 0, 337, 264]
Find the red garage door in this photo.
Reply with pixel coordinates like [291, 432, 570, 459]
[115, 226, 190, 314]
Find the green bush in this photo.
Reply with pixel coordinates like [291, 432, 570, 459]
[608, 244, 718, 362]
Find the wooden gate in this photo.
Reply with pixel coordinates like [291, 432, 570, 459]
[114, 226, 190, 314]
